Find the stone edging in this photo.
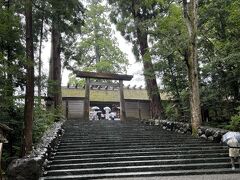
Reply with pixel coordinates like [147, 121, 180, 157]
[142, 119, 229, 143]
[6, 119, 65, 180]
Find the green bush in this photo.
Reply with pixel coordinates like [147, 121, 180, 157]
[226, 115, 240, 131]
[164, 103, 178, 121]
[33, 106, 56, 143]
[225, 106, 240, 131]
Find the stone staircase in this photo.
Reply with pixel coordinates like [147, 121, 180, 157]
[41, 120, 239, 179]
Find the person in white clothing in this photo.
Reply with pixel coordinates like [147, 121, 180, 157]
[110, 112, 116, 120]
[227, 138, 240, 170]
[92, 110, 98, 120]
[104, 107, 111, 120]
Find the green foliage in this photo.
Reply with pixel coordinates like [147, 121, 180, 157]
[67, 1, 128, 76]
[198, 0, 240, 124]
[32, 106, 56, 143]
[225, 107, 240, 131]
[67, 73, 84, 87]
[164, 103, 179, 121]
[228, 115, 240, 131]
[0, 1, 25, 159]
[148, 3, 189, 119]
[46, 0, 84, 34]
[1, 103, 24, 168]
[0, 0, 25, 105]
[108, 0, 173, 62]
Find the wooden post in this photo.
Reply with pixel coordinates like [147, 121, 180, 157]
[66, 100, 69, 120]
[0, 143, 2, 180]
[84, 78, 90, 121]
[138, 100, 142, 121]
[119, 80, 126, 121]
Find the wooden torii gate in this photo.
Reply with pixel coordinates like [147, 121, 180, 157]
[74, 71, 133, 121]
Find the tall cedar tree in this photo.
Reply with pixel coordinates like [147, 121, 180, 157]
[74, 0, 128, 73]
[48, 0, 84, 112]
[22, 0, 34, 156]
[36, 0, 46, 105]
[183, 0, 202, 134]
[108, 0, 165, 119]
[51, 16, 62, 110]
[150, 3, 189, 120]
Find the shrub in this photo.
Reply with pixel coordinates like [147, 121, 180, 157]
[225, 106, 240, 131]
[164, 103, 179, 121]
[33, 106, 56, 143]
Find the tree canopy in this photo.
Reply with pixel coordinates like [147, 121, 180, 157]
[66, 0, 128, 74]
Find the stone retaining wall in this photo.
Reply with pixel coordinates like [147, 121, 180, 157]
[6, 119, 65, 180]
[143, 119, 229, 143]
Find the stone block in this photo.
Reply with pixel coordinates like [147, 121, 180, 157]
[208, 136, 214, 141]
[7, 158, 42, 180]
[200, 134, 207, 140]
[205, 129, 213, 137]
[154, 119, 160, 126]
[213, 131, 223, 143]
[198, 128, 203, 136]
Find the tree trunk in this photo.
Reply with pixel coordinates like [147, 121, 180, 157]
[130, 1, 165, 120]
[136, 24, 165, 120]
[48, 50, 53, 97]
[22, 0, 34, 156]
[51, 18, 62, 111]
[37, 11, 44, 105]
[183, 0, 202, 135]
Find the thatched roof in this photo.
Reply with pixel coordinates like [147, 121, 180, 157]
[62, 87, 169, 102]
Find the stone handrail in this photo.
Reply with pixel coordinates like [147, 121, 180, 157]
[7, 119, 65, 180]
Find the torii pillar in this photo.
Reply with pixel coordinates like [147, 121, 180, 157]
[74, 71, 133, 121]
[83, 78, 90, 121]
[119, 80, 126, 121]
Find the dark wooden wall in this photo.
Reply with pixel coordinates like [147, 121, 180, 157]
[125, 100, 150, 120]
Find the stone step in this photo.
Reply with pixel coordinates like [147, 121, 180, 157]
[58, 141, 218, 148]
[44, 162, 233, 176]
[58, 142, 221, 150]
[58, 144, 225, 153]
[56, 144, 225, 152]
[47, 157, 229, 170]
[60, 137, 198, 142]
[40, 168, 240, 180]
[41, 120, 239, 179]
[52, 149, 227, 160]
[49, 153, 229, 164]
[55, 146, 226, 155]
[59, 139, 212, 144]
[62, 132, 191, 136]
